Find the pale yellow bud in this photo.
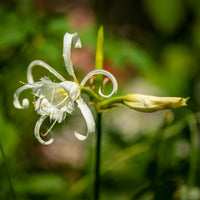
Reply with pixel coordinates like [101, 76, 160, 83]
[123, 94, 189, 112]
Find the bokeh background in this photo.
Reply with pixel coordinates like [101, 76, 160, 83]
[0, 0, 200, 199]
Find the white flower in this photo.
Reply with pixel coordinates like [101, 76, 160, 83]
[14, 32, 118, 145]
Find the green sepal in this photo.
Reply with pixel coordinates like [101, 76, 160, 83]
[95, 26, 104, 93]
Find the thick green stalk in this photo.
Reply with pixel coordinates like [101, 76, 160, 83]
[94, 26, 104, 200]
[94, 113, 102, 200]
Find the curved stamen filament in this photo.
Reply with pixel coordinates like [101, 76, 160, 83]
[80, 69, 118, 98]
[54, 95, 69, 108]
[41, 119, 58, 137]
[27, 60, 66, 84]
[35, 115, 55, 145]
[50, 85, 56, 105]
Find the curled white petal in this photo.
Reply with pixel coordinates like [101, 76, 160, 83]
[34, 115, 55, 145]
[74, 98, 95, 140]
[22, 99, 29, 109]
[80, 69, 118, 98]
[27, 60, 66, 84]
[13, 84, 34, 109]
[63, 32, 82, 80]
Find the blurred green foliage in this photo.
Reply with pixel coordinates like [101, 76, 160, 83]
[0, 0, 200, 200]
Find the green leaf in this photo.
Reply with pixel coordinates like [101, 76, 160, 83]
[0, 109, 19, 163]
[14, 173, 68, 195]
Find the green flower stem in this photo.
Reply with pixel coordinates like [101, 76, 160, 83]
[98, 96, 125, 110]
[94, 113, 102, 200]
[81, 87, 102, 102]
[82, 88, 125, 111]
[92, 26, 103, 200]
[94, 95, 123, 200]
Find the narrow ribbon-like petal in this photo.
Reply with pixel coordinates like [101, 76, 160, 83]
[74, 98, 95, 140]
[80, 69, 118, 98]
[34, 115, 55, 145]
[27, 60, 66, 84]
[13, 84, 35, 109]
[63, 32, 82, 80]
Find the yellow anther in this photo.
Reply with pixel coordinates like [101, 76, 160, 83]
[57, 89, 68, 96]
[63, 92, 68, 97]
[39, 103, 47, 107]
[32, 101, 36, 108]
[19, 81, 25, 85]
[32, 92, 36, 99]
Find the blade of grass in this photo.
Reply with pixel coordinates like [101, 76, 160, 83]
[186, 114, 198, 200]
[0, 139, 16, 200]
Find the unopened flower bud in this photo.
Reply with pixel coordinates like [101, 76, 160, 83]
[123, 94, 189, 112]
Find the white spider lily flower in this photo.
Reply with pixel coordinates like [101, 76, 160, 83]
[13, 32, 118, 145]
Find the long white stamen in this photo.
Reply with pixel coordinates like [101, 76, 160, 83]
[74, 98, 95, 140]
[80, 69, 118, 98]
[27, 60, 66, 84]
[35, 115, 55, 145]
[50, 84, 56, 105]
[54, 95, 69, 108]
[41, 118, 58, 137]
[13, 84, 34, 109]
